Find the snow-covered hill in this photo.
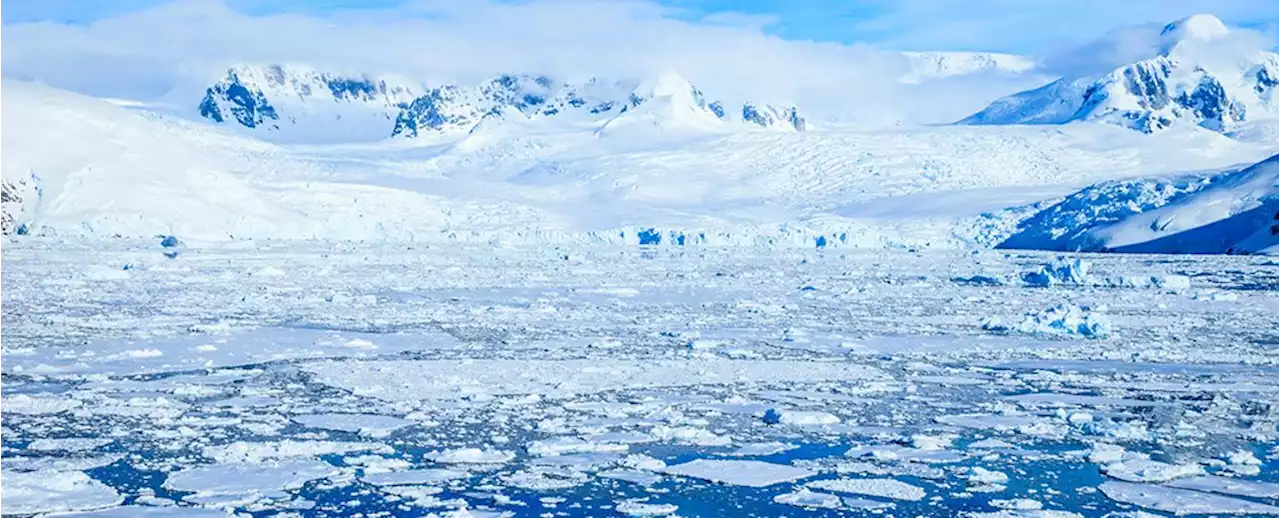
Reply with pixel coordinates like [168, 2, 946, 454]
[999, 155, 1279, 254]
[197, 64, 421, 143]
[392, 72, 807, 138]
[961, 14, 1278, 134]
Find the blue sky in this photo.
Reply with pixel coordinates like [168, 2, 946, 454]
[4, 0, 1276, 53]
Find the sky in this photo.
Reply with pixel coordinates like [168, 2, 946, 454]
[2, 0, 1276, 123]
[4, 0, 1275, 52]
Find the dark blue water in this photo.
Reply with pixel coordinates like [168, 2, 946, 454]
[43, 436, 1272, 517]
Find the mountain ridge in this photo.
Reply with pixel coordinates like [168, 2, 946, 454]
[960, 14, 1278, 134]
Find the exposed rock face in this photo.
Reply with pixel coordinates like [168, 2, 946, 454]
[2, 174, 36, 235]
[197, 64, 420, 142]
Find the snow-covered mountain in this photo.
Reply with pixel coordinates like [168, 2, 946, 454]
[999, 154, 1279, 254]
[392, 71, 807, 138]
[961, 14, 1279, 134]
[198, 68, 807, 141]
[901, 51, 1036, 83]
[197, 64, 421, 143]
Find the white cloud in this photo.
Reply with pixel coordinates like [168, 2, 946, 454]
[844, 0, 1277, 53]
[7, 0, 1264, 125]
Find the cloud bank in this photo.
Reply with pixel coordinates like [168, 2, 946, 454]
[0, 0, 1270, 125]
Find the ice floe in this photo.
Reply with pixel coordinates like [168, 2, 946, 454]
[1, 470, 123, 515]
[1098, 481, 1279, 515]
[807, 477, 928, 501]
[660, 459, 814, 487]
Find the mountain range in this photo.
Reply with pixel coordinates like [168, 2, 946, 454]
[197, 67, 810, 143]
[3, 14, 1277, 254]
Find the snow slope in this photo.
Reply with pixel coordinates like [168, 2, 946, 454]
[0, 80, 562, 240]
[999, 155, 1279, 254]
[961, 14, 1279, 135]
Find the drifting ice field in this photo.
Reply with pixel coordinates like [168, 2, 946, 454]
[1, 239, 1277, 517]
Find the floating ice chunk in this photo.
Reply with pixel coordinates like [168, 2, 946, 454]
[526, 437, 628, 456]
[501, 468, 588, 490]
[969, 439, 1016, 449]
[648, 425, 731, 446]
[773, 488, 843, 509]
[614, 500, 678, 516]
[962, 511, 1083, 517]
[252, 266, 286, 277]
[910, 434, 955, 451]
[983, 304, 1110, 339]
[292, 413, 413, 437]
[1101, 453, 1204, 483]
[341, 338, 378, 349]
[34, 505, 227, 517]
[844, 444, 965, 463]
[1, 470, 123, 515]
[935, 413, 1041, 431]
[26, 438, 113, 452]
[952, 275, 1006, 286]
[599, 469, 664, 485]
[967, 467, 1010, 485]
[808, 477, 927, 501]
[426, 448, 515, 465]
[361, 469, 469, 487]
[302, 359, 886, 403]
[380, 485, 467, 509]
[163, 459, 340, 499]
[3, 394, 83, 414]
[203, 440, 389, 464]
[1099, 481, 1278, 515]
[660, 459, 814, 487]
[1, 455, 123, 472]
[991, 498, 1043, 510]
[1021, 259, 1092, 287]
[721, 442, 798, 457]
[1088, 443, 1126, 464]
[1152, 275, 1191, 290]
[686, 339, 724, 350]
[621, 454, 667, 471]
[1225, 449, 1263, 466]
[763, 408, 841, 426]
[1164, 475, 1279, 499]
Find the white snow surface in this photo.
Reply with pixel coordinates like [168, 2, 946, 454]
[659, 459, 814, 487]
[1099, 481, 1279, 515]
[808, 477, 928, 501]
[1, 470, 123, 515]
[303, 358, 884, 402]
[4, 78, 1275, 255]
